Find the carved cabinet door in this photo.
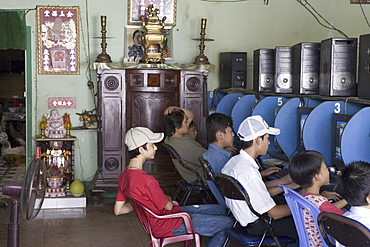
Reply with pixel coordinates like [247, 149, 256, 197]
[126, 69, 181, 185]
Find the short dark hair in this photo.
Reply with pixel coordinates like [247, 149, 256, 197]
[289, 150, 325, 188]
[337, 161, 370, 206]
[164, 109, 185, 137]
[188, 121, 196, 130]
[127, 143, 148, 159]
[239, 134, 267, 150]
[132, 29, 144, 39]
[206, 113, 233, 144]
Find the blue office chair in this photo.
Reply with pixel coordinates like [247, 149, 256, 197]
[318, 211, 370, 247]
[279, 184, 329, 247]
[216, 174, 296, 247]
[215, 92, 245, 117]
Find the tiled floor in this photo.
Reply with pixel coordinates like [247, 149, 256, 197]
[0, 196, 247, 247]
[0, 159, 294, 247]
[0, 196, 150, 247]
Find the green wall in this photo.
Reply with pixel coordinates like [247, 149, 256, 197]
[2, 0, 370, 180]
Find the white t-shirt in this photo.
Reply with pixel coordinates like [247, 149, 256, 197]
[336, 206, 370, 247]
[221, 150, 276, 226]
[344, 206, 370, 229]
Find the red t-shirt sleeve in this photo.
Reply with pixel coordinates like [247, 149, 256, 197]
[319, 201, 344, 215]
[115, 172, 128, 202]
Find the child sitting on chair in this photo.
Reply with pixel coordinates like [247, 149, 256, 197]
[337, 161, 370, 229]
[289, 150, 348, 246]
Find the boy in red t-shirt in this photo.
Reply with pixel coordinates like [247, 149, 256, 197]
[114, 127, 233, 247]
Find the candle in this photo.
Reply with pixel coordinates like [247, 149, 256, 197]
[101, 15, 106, 28]
[201, 18, 207, 30]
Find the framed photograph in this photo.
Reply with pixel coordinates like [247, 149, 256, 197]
[125, 26, 173, 60]
[128, 0, 177, 26]
[37, 6, 80, 74]
[351, 0, 370, 3]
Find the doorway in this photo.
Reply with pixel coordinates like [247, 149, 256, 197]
[0, 49, 26, 166]
[0, 26, 31, 167]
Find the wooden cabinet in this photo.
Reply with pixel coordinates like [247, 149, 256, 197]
[94, 68, 207, 195]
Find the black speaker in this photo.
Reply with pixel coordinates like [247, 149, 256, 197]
[253, 49, 275, 92]
[319, 38, 357, 97]
[357, 34, 370, 100]
[275, 46, 293, 93]
[219, 52, 247, 89]
[292, 42, 321, 95]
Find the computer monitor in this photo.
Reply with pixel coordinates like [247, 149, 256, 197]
[331, 113, 352, 170]
[297, 107, 314, 151]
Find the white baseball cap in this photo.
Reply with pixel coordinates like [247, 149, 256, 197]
[125, 127, 164, 151]
[237, 115, 280, 142]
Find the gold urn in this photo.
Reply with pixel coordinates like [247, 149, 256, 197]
[141, 4, 166, 64]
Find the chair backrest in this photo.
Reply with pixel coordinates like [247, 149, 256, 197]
[199, 156, 215, 182]
[199, 157, 227, 208]
[216, 173, 266, 218]
[163, 142, 203, 183]
[128, 196, 156, 238]
[318, 211, 370, 247]
[163, 142, 181, 161]
[279, 184, 328, 247]
[215, 173, 282, 246]
[128, 196, 201, 247]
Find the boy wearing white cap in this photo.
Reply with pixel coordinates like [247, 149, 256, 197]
[222, 115, 298, 239]
[114, 127, 233, 247]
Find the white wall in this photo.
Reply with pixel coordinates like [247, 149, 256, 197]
[2, 0, 370, 180]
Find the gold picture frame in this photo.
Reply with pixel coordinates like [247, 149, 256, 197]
[37, 6, 80, 74]
[128, 0, 177, 26]
[351, 0, 370, 3]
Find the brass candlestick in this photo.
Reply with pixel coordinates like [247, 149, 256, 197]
[64, 120, 75, 138]
[64, 169, 72, 190]
[95, 16, 112, 63]
[193, 18, 213, 65]
[39, 117, 47, 138]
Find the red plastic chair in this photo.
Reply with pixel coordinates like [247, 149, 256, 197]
[128, 196, 201, 247]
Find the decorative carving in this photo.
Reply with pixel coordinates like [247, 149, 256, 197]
[104, 157, 119, 172]
[186, 77, 201, 92]
[104, 76, 119, 91]
[131, 74, 144, 86]
[164, 75, 176, 87]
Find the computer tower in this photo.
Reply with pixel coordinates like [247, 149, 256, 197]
[253, 49, 275, 92]
[219, 52, 247, 89]
[275, 46, 293, 94]
[292, 42, 320, 95]
[319, 38, 357, 97]
[357, 34, 370, 100]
